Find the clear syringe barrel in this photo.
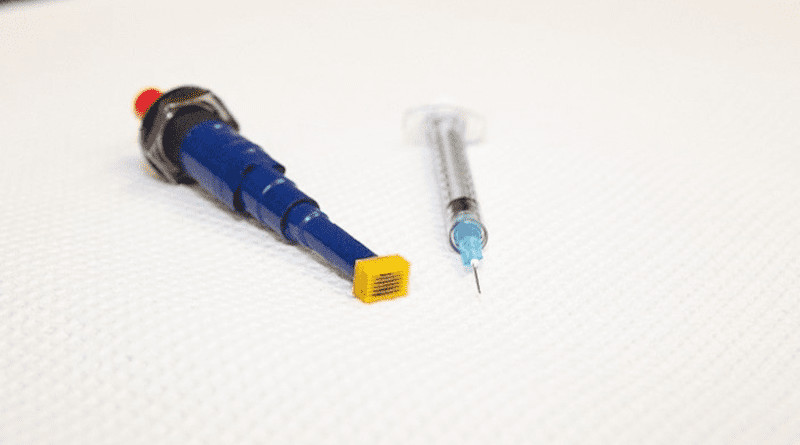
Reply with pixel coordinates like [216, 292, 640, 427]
[422, 112, 488, 252]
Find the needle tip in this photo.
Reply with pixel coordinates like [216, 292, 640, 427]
[473, 265, 481, 294]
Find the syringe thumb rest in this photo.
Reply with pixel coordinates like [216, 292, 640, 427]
[136, 86, 409, 302]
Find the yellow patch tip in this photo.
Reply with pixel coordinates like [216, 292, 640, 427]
[353, 255, 410, 303]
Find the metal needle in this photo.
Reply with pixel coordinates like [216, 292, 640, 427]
[471, 259, 481, 293]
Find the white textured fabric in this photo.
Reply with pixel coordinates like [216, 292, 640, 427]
[2, 1, 799, 444]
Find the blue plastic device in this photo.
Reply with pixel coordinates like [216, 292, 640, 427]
[180, 119, 374, 278]
[136, 86, 410, 302]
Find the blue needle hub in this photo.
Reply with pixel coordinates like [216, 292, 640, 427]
[452, 220, 484, 268]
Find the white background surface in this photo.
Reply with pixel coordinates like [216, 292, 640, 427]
[1, 0, 799, 444]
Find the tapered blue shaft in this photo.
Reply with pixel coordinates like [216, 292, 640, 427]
[178, 119, 375, 277]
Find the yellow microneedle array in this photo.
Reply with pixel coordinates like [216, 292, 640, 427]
[353, 255, 410, 303]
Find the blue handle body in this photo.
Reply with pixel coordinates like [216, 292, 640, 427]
[178, 119, 375, 277]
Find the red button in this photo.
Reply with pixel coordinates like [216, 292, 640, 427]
[134, 88, 163, 118]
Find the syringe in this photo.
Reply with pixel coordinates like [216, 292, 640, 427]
[407, 106, 488, 292]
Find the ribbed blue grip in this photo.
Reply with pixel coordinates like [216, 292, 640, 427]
[179, 120, 283, 211]
[178, 120, 376, 278]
